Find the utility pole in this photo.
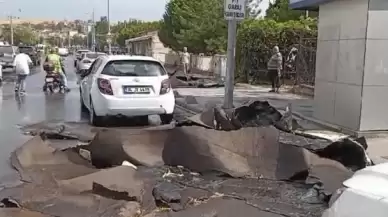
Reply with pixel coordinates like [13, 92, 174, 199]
[223, 0, 246, 109]
[107, 0, 112, 54]
[9, 15, 13, 45]
[68, 31, 71, 48]
[92, 8, 96, 52]
[85, 22, 89, 49]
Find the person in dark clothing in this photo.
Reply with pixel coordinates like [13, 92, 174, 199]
[267, 46, 283, 93]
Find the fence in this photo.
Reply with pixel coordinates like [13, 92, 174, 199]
[295, 38, 317, 86]
[237, 37, 317, 86]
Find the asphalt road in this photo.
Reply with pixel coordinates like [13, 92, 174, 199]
[0, 56, 82, 187]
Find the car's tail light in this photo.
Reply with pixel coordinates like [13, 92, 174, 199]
[97, 78, 113, 95]
[160, 79, 171, 95]
[83, 59, 92, 63]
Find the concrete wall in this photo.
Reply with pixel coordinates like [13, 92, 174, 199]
[126, 31, 227, 76]
[313, 0, 388, 132]
[154, 52, 226, 76]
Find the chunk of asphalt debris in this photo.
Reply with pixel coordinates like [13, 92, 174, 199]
[87, 130, 142, 168]
[183, 100, 301, 132]
[0, 208, 53, 217]
[153, 182, 183, 211]
[301, 184, 328, 204]
[162, 125, 281, 178]
[59, 166, 156, 210]
[313, 137, 371, 171]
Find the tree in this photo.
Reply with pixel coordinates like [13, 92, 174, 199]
[115, 20, 160, 46]
[265, 0, 317, 22]
[158, 0, 227, 54]
[1, 25, 39, 45]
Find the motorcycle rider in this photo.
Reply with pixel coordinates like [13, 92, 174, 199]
[44, 48, 69, 92]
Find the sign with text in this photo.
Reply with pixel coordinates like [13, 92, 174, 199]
[224, 0, 246, 21]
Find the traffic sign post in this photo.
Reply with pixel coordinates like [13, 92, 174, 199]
[223, 0, 246, 109]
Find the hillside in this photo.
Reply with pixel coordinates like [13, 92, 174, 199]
[0, 18, 61, 25]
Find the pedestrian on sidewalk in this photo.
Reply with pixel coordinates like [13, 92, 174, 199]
[181, 47, 190, 78]
[267, 46, 283, 93]
[13, 50, 33, 94]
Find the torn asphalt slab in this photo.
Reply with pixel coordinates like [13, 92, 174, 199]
[10, 136, 97, 184]
[0, 208, 53, 217]
[4, 98, 374, 216]
[3, 127, 327, 217]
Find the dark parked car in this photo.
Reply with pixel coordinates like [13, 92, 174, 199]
[0, 45, 17, 69]
[18, 46, 40, 66]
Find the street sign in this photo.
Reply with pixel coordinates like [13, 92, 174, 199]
[224, 0, 246, 21]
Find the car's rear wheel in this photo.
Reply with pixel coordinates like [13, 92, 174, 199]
[160, 114, 174, 125]
[89, 97, 103, 126]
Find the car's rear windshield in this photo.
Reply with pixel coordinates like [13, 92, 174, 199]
[77, 50, 89, 54]
[86, 53, 103, 59]
[101, 60, 166, 77]
[19, 47, 34, 53]
[0, 46, 13, 53]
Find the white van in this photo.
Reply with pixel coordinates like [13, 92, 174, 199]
[58, 48, 69, 56]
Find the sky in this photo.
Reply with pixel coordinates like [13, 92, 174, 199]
[0, 0, 271, 22]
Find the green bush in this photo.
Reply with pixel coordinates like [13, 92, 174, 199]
[236, 18, 317, 82]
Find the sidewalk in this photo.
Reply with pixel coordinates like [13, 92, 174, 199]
[174, 86, 388, 161]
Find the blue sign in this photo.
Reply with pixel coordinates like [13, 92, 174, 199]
[289, 0, 331, 9]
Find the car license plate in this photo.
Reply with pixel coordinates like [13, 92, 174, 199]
[124, 87, 150, 94]
[45, 78, 54, 82]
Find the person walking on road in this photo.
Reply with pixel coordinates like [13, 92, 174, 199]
[13, 50, 33, 94]
[267, 46, 283, 93]
[181, 47, 190, 78]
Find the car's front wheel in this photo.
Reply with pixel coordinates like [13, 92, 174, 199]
[89, 97, 103, 126]
[160, 114, 174, 125]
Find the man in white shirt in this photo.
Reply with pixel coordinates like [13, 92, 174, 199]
[13, 51, 32, 93]
[181, 47, 190, 77]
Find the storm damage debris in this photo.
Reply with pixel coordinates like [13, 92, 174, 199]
[0, 208, 53, 217]
[10, 136, 97, 183]
[4, 99, 375, 217]
[169, 74, 224, 89]
[59, 165, 155, 207]
[182, 100, 301, 132]
[20, 121, 97, 142]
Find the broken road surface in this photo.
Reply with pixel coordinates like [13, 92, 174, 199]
[0, 100, 373, 217]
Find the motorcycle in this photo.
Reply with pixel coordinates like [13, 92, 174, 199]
[43, 63, 65, 93]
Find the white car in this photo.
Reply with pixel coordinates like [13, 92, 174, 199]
[77, 52, 106, 74]
[58, 48, 69, 56]
[323, 162, 388, 217]
[74, 49, 90, 67]
[79, 55, 175, 126]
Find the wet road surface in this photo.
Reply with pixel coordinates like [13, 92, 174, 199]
[0, 57, 82, 186]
